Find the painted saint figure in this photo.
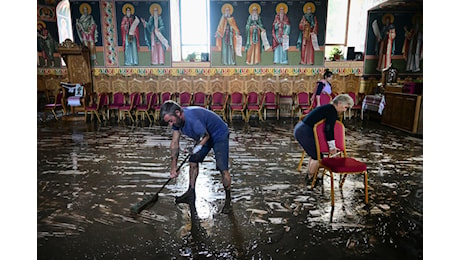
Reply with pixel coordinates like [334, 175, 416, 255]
[76, 3, 98, 65]
[141, 3, 169, 65]
[374, 14, 396, 72]
[245, 3, 266, 65]
[37, 21, 56, 67]
[297, 3, 318, 65]
[121, 4, 140, 66]
[215, 3, 240, 65]
[403, 14, 422, 72]
[272, 3, 290, 64]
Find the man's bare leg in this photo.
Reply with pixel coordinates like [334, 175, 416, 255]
[221, 170, 232, 214]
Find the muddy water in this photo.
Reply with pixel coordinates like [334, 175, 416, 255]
[37, 118, 422, 259]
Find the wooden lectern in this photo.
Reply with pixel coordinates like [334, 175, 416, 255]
[57, 39, 93, 120]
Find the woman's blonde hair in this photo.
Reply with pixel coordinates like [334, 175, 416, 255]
[332, 94, 354, 107]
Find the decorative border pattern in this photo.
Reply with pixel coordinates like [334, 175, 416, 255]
[101, 1, 118, 66]
[37, 66, 363, 77]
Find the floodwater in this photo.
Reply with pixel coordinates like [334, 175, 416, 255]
[37, 114, 423, 259]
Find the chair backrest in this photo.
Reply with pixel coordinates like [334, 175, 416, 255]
[230, 92, 244, 106]
[246, 92, 260, 105]
[313, 119, 347, 160]
[129, 92, 141, 108]
[161, 92, 172, 104]
[111, 92, 125, 106]
[151, 93, 159, 108]
[179, 92, 192, 106]
[297, 92, 310, 106]
[99, 93, 109, 106]
[55, 91, 64, 106]
[264, 92, 277, 105]
[348, 92, 358, 105]
[319, 93, 332, 106]
[193, 92, 207, 106]
[211, 92, 225, 105]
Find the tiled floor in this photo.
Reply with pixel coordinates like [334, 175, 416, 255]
[37, 113, 423, 259]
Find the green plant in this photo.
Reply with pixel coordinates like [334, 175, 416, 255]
[329, 47, 343, 61]
[185, 52, 196, 62]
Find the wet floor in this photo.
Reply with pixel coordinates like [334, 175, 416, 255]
[37, 113, 423, 259]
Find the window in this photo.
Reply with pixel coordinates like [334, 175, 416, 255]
[325, 0, 387, 59]
[170, 0, 210, 62]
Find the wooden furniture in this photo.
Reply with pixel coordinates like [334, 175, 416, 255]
[381, 92, 422, 134]
[57, 39, 92, 119]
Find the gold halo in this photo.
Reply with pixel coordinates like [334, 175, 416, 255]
[248, 3, 261, 15]
[79, 3, 91, 15]
[122, 3, 135, 15]
[37, 20, 46, 29]
[149, 3, 162, 16]
[221, 3, 234, 15]
[303, 2, 315, 14]
[276, 3, 288, 14]
[382, 13, 394, 24]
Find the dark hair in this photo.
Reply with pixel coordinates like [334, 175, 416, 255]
[323, 69, 333, 79]
[159, 100, 182, 121]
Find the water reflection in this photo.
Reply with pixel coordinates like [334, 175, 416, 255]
[37, 118, 423, 259]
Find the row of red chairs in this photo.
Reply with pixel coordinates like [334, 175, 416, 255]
[43, 89, 364, 123]
[293, 91, 364, 119]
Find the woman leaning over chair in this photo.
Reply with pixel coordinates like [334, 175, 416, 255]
[294, 94, 354, 185]
[311, 69, 333, 106]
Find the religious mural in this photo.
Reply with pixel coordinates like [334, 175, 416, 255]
[210, 1, 328, 67]
[115, 1, 171, 67]
[37, 5, 59, 67]
[364, 7, 423, 75]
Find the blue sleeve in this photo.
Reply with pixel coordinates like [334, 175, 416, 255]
[315, 82, 324, 95]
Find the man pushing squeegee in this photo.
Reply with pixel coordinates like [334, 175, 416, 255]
[131, 100, 232, 214]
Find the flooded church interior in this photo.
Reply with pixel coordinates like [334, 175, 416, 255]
[25, 0, 435, 259]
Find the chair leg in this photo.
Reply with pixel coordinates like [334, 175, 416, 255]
[330, 172, 335, 207]
[94, 112, 101, 123]
[297, 151, 305, 171]
[339, 174, 348, 188]
[52, 110, 58, 120]
[364, 171, 369, 204]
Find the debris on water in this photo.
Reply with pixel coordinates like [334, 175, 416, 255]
[378, 204, 390, 211]
[179, 247, 192, 257]
[309, 210, 321, 217]
[268, 217, 286, 225]
[370, 207, 383, 215]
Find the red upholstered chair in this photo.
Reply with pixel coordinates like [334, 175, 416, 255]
[153, 92, 174, 121]
[107, 92, 125, 120]
[301, 92, 333, 118]
[294, 92, 310, 118]
[84, 92, 108, 123]
[245, 91, 263, 122]
[149, 93, 160, 121]
[209, 92, 228, 121]
[136, 92, 154, 123]
[229, 92, 246, 122]
[311, 119, 369, 206]
[43, 89, 65, 120]
[347, 92, 363, 119]
[263, 91, 279, 120]
[192, 92, 208, 108]
[178, 91, 192, 107]
[119, 92, 140, 122]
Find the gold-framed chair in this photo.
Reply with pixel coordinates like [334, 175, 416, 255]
[245, 91, 263, 122]
[310, 119, 368, 206]
[209, 91, 228, 121]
